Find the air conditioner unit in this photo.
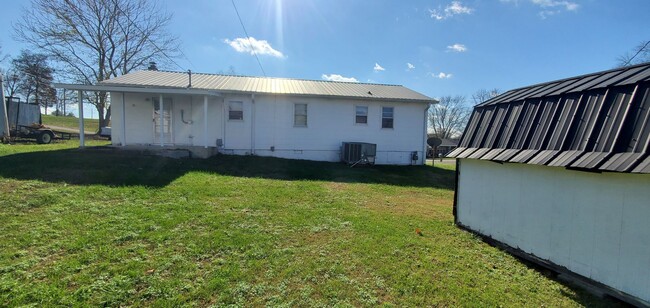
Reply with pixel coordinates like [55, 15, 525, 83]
[341, 142, 376, 166]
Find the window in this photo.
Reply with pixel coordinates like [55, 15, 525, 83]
[382, 107, 394, 128]
[355, 106, 368, 124]
[294, 103, 308, 127]
[229, 101, 243, 120]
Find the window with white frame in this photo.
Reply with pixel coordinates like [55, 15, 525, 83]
[294, 103, 308, 127]
[382, 107, 394, 128]
[229, 101, 243, 120]
[355, 106, 368, 124]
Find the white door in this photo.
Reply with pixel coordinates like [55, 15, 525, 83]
[153, 97, 173, 144]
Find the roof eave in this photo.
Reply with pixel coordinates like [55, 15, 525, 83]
[56, 83, 436, 104]
[53, 83, 223, 96]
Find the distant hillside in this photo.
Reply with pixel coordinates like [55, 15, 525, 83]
[42, 115, 100, 133]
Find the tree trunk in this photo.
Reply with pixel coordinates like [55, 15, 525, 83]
[105, 105, 111, 127]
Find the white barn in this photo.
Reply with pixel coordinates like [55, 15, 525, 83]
[56, 70, 434, 164]
[448, 63, 650, 306]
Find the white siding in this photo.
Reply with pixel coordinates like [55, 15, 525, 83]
[110, 92, 428, 165]
[111, 93, 223, 147]
[457, 159, 650, 302]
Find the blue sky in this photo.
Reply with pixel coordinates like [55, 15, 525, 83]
[1, 0, 649, 103]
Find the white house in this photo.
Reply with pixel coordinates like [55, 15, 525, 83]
[448, 63, 650, 306]
[55, 70, 434, 164]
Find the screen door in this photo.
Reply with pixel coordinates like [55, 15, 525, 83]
[153, 97, 173, 144]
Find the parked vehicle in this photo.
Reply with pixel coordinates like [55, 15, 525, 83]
[99, 126, 111, 140]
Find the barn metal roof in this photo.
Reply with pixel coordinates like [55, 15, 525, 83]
[95, 70, 434, 103]
[448, 62, 650, 174]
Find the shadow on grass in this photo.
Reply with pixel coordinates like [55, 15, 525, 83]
[0, 147, 456, 189]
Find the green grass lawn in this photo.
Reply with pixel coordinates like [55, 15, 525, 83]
[0, 141, 615, 306]
[41, 114, 100, 133]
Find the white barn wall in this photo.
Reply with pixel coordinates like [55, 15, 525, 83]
[456, 159, 650, 302]
[111, 92, 428, 164]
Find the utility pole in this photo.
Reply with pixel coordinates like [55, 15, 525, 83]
[0, 73, 10, 139]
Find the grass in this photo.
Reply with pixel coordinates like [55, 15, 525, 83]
[0, 140, 617, 306]
[42, 114, 100, 133]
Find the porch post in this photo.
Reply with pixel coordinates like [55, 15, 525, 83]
[159, 94, 164, 147]
[121, 92, 126, 146]
[78, 90, 85, 148]
[203, 95, 208, 148]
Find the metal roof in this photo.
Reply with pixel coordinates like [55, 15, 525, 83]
[93, 70, 434, 103]
[448, 62, 650, 174]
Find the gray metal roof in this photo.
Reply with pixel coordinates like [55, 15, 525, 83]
[97, 70, 434, 103]
[448, 62, 650, 174]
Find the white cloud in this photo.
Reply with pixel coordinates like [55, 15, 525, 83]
[501, 0, 579, 18]
[406, 63, 415, 71]
[373, 63, 385, 72]
[447, 43, 467, 52]
[430, 1, 473, 20]
[531, 0, 579, 11]
[223, 37, 285, 58]
[321, 74, 359, 83]
[432, 72, 453, 79]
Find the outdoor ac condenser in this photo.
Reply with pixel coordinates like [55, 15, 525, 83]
[341, 142, 376, 165]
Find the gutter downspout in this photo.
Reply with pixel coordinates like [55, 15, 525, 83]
[0, 73, 10, 139]
[251, 93, 255, 155]
[422, 103, 430, 165]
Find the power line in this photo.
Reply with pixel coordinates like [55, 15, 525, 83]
[231, 0, 266, 76]
[623, 40, 650, 67]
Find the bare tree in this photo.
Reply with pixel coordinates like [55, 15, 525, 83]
[617, 40, 650, 67]
[428, 95, 471, 139]
[471, 88, 501, 105]
[12, 50, 57, 114]
[0, 44, 8, 63]
[2, 68, 20, 98]
[14, 0, 181, 128]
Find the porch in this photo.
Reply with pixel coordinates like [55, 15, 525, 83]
[52, 83, 225, 152]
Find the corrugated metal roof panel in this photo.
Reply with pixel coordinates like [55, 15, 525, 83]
[600, 65, 650, 87]
[459, 110, 484, 148]
[99, 70, 434, 103]
[569, 152, 612, 169]
[599, 153, 645, 172]
[527, 150, 561, 165]
[456, 148, 480, 159]
[569, 70, 623, 93]
[631, 156, 650, 173]
[614, 66, 650, 86]
[493, 149, 522, 162]
[547, 150, 584, 167]
[446, 147, 467, 158]
[508, 149, 540, 163]
[496, 102, 525, 148]
[467, 148, 492, 159]
[479, 148, 506, 161]
[510, 100, 542, 149]
[482, 104, 511, 148]
[546, 94, 582, 150]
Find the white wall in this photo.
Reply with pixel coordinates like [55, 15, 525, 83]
[111, 93, 223, 147]
[457, 159, 650, 303]
[111, 92, 428, 165]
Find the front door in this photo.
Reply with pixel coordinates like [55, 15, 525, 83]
[153, 97, 173, 145]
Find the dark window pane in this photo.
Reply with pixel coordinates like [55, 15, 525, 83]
[382, 118, 393, 128]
